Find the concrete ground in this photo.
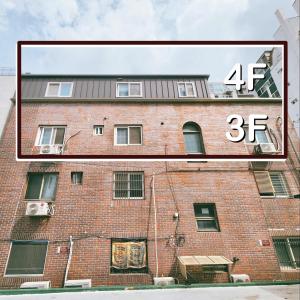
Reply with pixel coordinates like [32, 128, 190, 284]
[1, 285, 299, 300]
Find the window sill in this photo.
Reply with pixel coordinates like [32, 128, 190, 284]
[114, 144, 143, 146]
[116, 96, 143, 98]
[113, 198, 145, 200]
[260, 196, 292, 199]
[109, 272, 149, 276]
[280, 268, 300, 272]
[4, 274, 44, 278]
[197, 230, 220, 233]
[24, 199, 55, 203]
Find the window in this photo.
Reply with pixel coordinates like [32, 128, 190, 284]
[115, 126, 142, 145]
[5, 240, 48, 276]
[193, 204, 220, 232]
[71, 172, 83, 185]
[45, 82, 73, 97]
[244, 125, 271, 144]
[36, 126, 66, 146]
[25, 173, 58, 201]
[273, 238, 300, 270]
[183, 122, 205, 154]
[116, 82, 142, 97]
[178, 82, 196, 97]
[113, 172, 144, 199]
[254, 171, 289, 197]
[111, 239, 147, 273]
[94, 125, 104, 135]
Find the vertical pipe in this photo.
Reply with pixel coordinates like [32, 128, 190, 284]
[152, 173, 159, 278]
[64, 236, 73, 285]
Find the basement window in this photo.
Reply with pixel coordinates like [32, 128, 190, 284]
[273, 238, 300, 270]
[5, 240, 48, 276]
[116, 82, 142, 97]
[113, 172, 144, 199]
[254, 171, 289, 197]
[71, 172, 83, 185]
[193, 204, 220, 232]
[178, 82, 197, 97]
[114, 126, 142, 145]
[25, 173, 58, 201]
[111, 239, 147, 273]
[36, 126, 66, 146]
[45, 82, 73, 97]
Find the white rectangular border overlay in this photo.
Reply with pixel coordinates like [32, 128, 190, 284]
[16, 44, 285, 162]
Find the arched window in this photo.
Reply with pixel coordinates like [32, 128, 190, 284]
[183, 122, 205, 154]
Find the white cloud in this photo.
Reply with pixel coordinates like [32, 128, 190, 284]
[175, 0, 249, 39]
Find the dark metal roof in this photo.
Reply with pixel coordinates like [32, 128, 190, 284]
[22, 74, 210, 79]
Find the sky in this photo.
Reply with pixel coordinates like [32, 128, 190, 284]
[0, 0, 297, 81]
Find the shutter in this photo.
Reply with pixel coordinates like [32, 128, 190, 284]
[269, 172, 288, 196]
[254, 171, 274, 196]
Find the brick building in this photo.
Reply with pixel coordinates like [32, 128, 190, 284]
[0, 74, 299, 289]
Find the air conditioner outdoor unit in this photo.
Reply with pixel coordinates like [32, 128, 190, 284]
[153, 277, 175, 286]
[40, 145, 63, 155]
[64, 279, 92, 288]
[26, 201, 50, 217]
[254, 143, 276, 154]
[20, 281, 51, 289]
[231, 274, 251, 283]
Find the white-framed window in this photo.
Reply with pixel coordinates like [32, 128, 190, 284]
[273, 238, 300, 270]
[5, 240, 48, 276]
[254, 171, 290, 198]
[94, 125, 104, 135]
[114, 126, 142, 145]
[113, 172, 144, 199]
[25, 173, 58, 201]
[36, 126, 66, 146]
[45, 82, 73, 97]
[178, 82, 197, 97]
[244, 125, 272, 145]
[116, 82, 142, 97]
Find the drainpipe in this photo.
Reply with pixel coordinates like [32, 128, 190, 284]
[152, 173, 159, 278]
[64, 236, 74, 285]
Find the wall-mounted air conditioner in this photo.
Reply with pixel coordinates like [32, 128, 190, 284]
[231, 274, 250, 283]
[254, 143, 276, 154]
[40, 145, 63, 155]
[64, 279, 92, 288]
[153, 277, 175, 286]
[20, 281, 51, 289]
[26, 201, 51, 217]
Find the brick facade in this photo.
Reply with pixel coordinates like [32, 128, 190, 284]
[0, 76, 299, 289]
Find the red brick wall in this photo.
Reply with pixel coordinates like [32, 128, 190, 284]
[0, 103, 299, 288]
[20, 101, 284, 156]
